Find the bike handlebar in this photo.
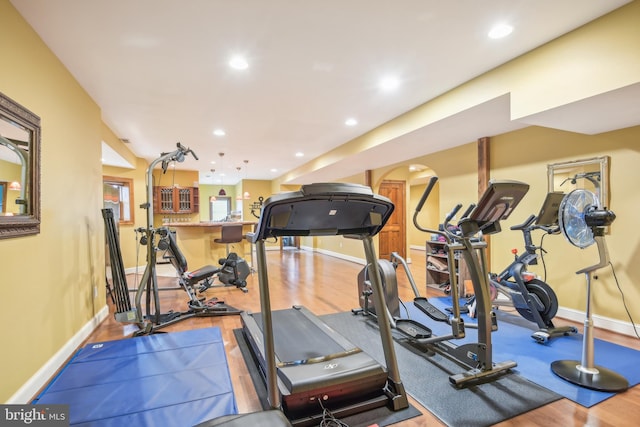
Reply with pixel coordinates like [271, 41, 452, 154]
[510, 213, 559, 235]
[510, 214, 536, 231]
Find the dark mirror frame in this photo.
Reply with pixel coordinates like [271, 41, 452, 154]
[0, 92, 41, 239]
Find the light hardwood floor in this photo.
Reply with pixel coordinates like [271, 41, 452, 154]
[75, 248, 639, 426]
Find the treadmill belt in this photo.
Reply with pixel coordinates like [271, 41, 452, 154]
[252, 309, 348, 363]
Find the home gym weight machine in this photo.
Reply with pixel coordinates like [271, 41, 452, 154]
[356, 176, 528, 387]
[106, 143, 244, 335]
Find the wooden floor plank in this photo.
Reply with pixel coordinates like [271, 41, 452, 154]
[59, 248, 638, 426]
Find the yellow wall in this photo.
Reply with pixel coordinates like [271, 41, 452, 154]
[0, 0, 106, 402]
[490, 125, 640, 324]
[309, 124, 640, 325]
[238, 179, 273, 222]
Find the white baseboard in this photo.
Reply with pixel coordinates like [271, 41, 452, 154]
[556, 306, 639, 338]
[314, 248, 366, 265]
[7, 305, 109, 404]
[410, 244, 426, 251]
[300, 246, 413, 265]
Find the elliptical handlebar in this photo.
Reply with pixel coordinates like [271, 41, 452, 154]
[445, 204, 463, 224]
[413, 176, 440, 234]
[413, 176, 471, 242]
[460, 203, 476, 220]
[416, 176, 438, 213]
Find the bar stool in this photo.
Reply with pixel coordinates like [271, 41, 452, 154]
[214, 224, 244, 255]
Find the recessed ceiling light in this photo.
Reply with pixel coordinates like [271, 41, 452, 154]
[379, 76, 400, 91]
[295, 152, 304, 157]
[345, 118, 358, 126]
[213, 129, 226, 137]
[229, 56, 249, 70]
[488, 23, 513, 39]
[270, 168, 278, 173]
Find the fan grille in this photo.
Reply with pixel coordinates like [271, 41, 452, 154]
[559, 189, 598, 248]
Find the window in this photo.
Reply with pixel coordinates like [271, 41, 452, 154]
[210, 196, 231, 221]
[103, 176, 134, 224]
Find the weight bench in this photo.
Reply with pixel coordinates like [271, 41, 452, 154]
[161, 227, 243, 316]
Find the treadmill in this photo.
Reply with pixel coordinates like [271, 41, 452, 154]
[241, 183, 408, 426]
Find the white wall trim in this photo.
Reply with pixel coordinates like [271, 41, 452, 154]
[410, 244, 426, 251]
[300, 245, 366, 265]
[300, 246, 413, 265]
[7, 305, 109, 404]
[557, 306, 639, 338]
[304, 247, 639, 338]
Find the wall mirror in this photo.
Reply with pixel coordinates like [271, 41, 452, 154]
[547, 156, 609, 209]
[0, 92, 41, 238]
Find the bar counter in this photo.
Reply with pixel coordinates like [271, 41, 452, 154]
[166, 221, 256, 268]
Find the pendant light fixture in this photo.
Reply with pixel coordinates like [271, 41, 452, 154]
[218, 152, 226, 196]
[209, 169, 216, 201]
[243, 159, 251, 199]
[235, 166, 243, 201]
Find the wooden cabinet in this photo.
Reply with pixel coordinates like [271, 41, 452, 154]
[425, 240, 471, 297]
[153, 186, 199, 214]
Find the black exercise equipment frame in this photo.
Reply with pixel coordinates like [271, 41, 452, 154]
[481, 192, 577, 343]
[115, 143, 242, 335]
[409, 176, 527, 386]
[246, 183, 409, 423]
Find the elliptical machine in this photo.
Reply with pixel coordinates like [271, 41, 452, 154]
[356, 176, 528, 387]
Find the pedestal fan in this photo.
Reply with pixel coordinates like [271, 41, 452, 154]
[550, 189, 629, 392]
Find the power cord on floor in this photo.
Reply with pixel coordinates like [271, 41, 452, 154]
[608, 262, 640, 340]
[317, 398, 350, 427]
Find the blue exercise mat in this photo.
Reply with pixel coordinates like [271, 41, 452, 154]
[33, 327, 237, 426]
[401, 297, 640, 407]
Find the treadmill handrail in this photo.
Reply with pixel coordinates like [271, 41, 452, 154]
[251, 183, 394, 242]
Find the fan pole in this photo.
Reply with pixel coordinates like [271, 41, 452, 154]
[550, 235, 628, 392]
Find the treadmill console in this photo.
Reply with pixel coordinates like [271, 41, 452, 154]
[251, 182, 395, 241]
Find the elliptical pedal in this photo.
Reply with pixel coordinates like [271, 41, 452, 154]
[395, 319, 432, 339]
[414, 297, 449, 322]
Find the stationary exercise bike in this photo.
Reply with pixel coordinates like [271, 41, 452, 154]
[467, 192, 577, 343]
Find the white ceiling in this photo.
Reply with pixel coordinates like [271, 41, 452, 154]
[10, 0, 634, 185]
